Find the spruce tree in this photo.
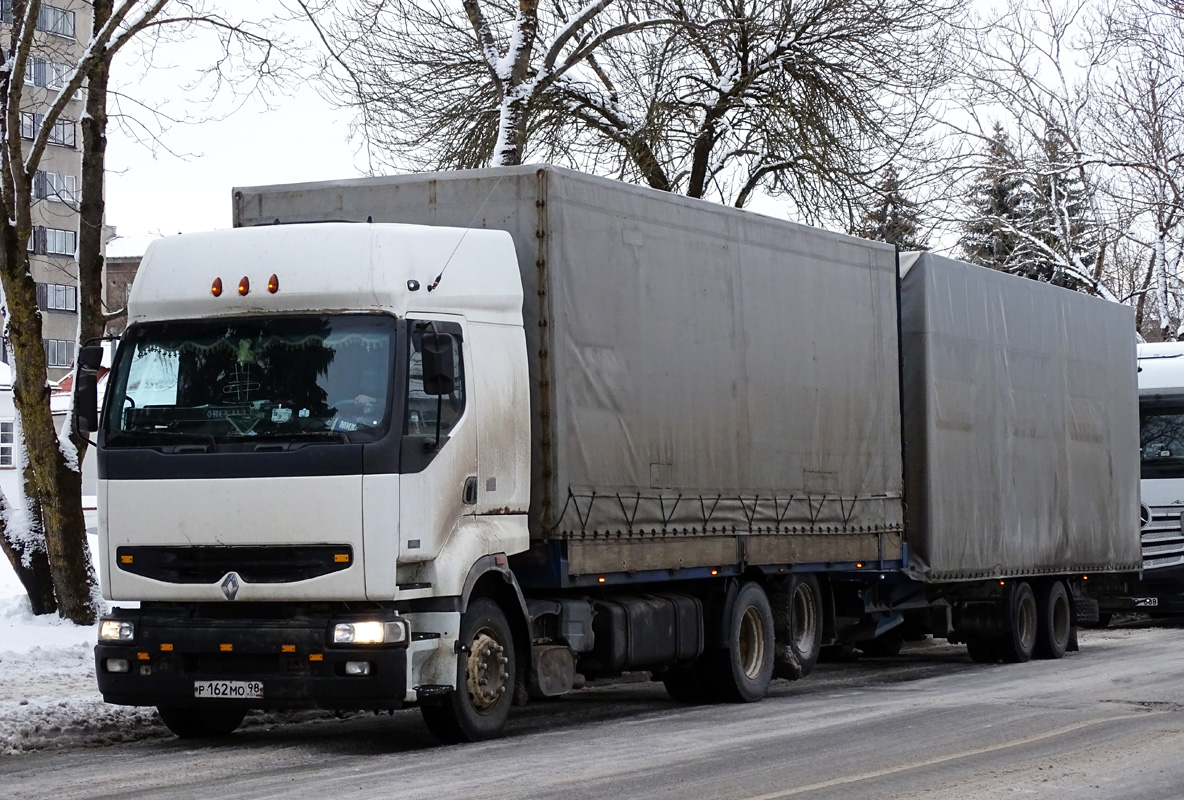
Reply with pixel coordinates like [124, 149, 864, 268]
[959, 124, 1031, 272]
[856, 166, 930, 250]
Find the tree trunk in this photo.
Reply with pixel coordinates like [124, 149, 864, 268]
[0, 226, 97, 625]
[73, 0, 114, 462]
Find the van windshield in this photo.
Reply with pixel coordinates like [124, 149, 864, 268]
[104, 315, 396, 444]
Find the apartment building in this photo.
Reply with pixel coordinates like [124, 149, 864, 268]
[2, 0, 93, 381]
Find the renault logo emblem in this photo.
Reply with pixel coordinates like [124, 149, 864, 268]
[221, 572, 241, 601]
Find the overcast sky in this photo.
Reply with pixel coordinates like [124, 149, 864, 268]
[102, 7, 366, 241]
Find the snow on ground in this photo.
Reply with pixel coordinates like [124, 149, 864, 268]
[0, 532, 166, 754]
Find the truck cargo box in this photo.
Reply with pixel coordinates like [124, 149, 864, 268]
[898, 252, 1141, 580]
[234, 166, 906, 577]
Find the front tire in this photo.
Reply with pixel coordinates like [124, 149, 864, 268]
[421, 597, 516, 744]
[157, 706, 245, 738]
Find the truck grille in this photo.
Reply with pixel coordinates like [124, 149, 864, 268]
[1142, 505, 1184, 571]
[116, 545, 353, 584]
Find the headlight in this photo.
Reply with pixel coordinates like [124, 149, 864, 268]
[99, 620, 135, 641]
[332, 620, 407, 644]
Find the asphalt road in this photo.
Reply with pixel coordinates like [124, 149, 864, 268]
[8, 622, 1184, 800]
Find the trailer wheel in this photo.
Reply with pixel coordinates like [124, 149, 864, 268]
[998, 581, 1038, 663]
[715, 581, 775, 703]
[1034, 581, 1071, 660]
[157, 706, 245, 738]
[787, 574, 823, 676]
[420, 597, 515, 743]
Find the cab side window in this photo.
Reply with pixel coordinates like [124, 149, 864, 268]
[407, 323, 465, 436]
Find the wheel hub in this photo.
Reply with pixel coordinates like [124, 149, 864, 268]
[466, 631, 509, 711]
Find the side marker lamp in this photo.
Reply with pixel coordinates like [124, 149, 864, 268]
[332, 620, 408, 645]
[100, 620, 135, 641]
[211, 277, 223, 297]
[238, 276, 250, 296]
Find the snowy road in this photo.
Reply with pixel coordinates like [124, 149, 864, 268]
[5, 622, 1184, 799]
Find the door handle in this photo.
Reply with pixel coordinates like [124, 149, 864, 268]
[463, 476, 478, 505]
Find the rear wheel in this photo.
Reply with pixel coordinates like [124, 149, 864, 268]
[998, 582, 1038, 663]
[157, 706, 245, 739]
[715, 581, 775, 703]
[1034, 581, 1071, 660]
[786, 574, 823, 677]
[420, 597, 516, 743]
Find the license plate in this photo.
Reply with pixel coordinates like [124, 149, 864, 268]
[194, 680, 263, 699]
[1134, 598, 1160, 607]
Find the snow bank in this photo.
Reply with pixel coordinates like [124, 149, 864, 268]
[0, 532, 163, 753]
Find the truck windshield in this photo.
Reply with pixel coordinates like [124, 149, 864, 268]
[1142, 405, 1184, 470]
[104, 315, 396, 444]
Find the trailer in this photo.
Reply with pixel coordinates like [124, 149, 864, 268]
[89, 166, 1140, 742]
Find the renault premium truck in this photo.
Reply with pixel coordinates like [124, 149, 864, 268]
[90, 166, 1141, 743]
[1095, 342, 1184, 619]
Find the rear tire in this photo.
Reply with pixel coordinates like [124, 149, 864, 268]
[420, 597, 516, 743]
[1034, 581, 1071, 660]
[157, 706, 245, 738]
[715, 581, 775, 703]
[998, 581, 1038, 663]
[786, 574, 823, 677]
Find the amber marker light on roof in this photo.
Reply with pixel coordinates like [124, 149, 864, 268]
[211, 277, 223, 297]
[268, 274, 279, 294]
[238, 277, 250, 296]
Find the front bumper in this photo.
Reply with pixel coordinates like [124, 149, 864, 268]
[95, 606, 408, 711]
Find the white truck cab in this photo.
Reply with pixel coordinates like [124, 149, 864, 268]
[95, 223, 531, 739]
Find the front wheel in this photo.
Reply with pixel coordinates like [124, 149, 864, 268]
[157, 706, 245, 738]
[420, 597, 516, 743]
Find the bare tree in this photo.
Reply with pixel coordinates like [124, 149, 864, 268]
[0, 0, 290, 623]
[297, 0, 964, 222]
[944, 0, 1121, 299]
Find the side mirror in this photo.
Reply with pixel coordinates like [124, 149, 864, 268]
[420, 332, 455, 395]
[78, 345, 103, 370]
[75, 371, 98, 435]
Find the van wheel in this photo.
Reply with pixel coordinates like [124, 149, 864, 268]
[998, 582, 1038, 663]
[157, 706, 245, 738]
[1034, 581, 1071, 659]
[421, 598, 515, 743]
[715, 581, 775, 703]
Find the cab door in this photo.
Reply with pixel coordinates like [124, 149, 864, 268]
[398, 317, 477, 564]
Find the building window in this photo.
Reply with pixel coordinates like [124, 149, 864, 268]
[44, 339, 74, 367]
[33, 170, 76, 204]
[0, 421, 12, 468]
[30, 226, 77, 257]
[0, 2, 76, 37]
[17, 113, 76, 148]
[36, 282, 77, 312]
[24, 58, 73, 90]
